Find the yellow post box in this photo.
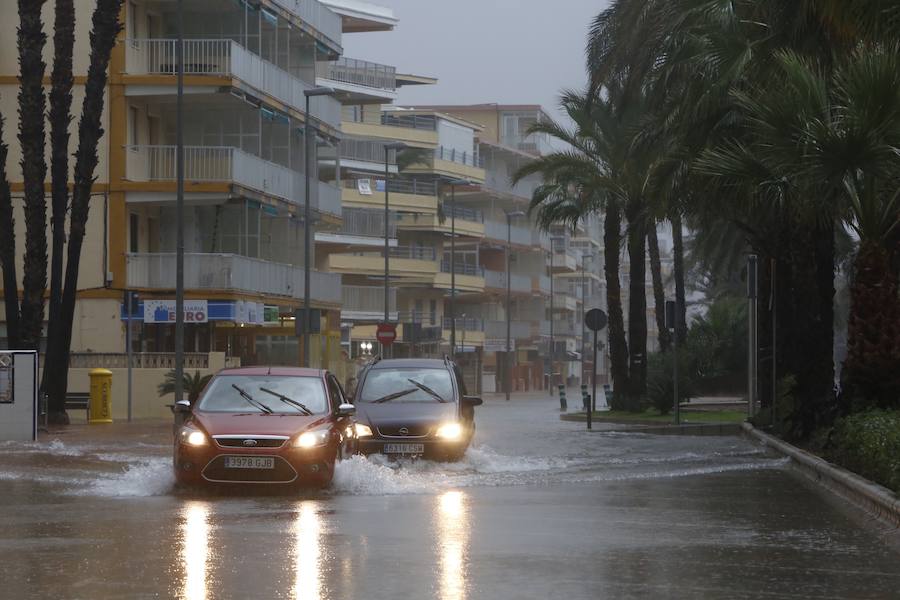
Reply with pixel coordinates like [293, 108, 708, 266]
[88, 368, 113, 424]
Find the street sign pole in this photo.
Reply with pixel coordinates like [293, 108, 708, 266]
[584, 308, 608, 432]
[590, 329, 597, 431]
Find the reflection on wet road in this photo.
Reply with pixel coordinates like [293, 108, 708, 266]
[1, 394, 898, 599]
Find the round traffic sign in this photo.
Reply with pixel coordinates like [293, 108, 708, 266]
[376, 323, 397, 345]
[585, 308, 608, 332]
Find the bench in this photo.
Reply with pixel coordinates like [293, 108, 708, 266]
[65, 392, 90, 422]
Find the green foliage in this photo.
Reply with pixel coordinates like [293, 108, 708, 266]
[645, 350, 695, 415]
[157, 370, 213, 404]
[686, 296, 747, 383]
[827, 410, 900, 494]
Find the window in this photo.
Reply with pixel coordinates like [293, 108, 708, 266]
[429, 300, 437, 325]
[358, 368, 453, 404]
[129, 213, 139, 253]
[326, 376, 345, 410]
[198, 375, 328, 414]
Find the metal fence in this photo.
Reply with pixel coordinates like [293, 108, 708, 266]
[271, 0, 343, 47]
[440, 261, 484, 276]
[67, 352, 211, 369]
[443, 317, 484, 331]
[340, 208, 396, 237]
[341, 285, 397, 313]
[342, 178, 437, 197]
[381, 113, 437, 130]
[389, 246, 437, 261]
[440, 203, 483, 223]
[434, 146, 483, 168]
[340, 139, 399, 164]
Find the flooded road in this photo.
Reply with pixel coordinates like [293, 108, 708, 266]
[1, 393, 898, 599]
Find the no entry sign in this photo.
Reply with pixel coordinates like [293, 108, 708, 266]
[376, 323, 397, 346]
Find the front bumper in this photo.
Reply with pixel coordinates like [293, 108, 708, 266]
[174, 442, 335, 486]
[357, 438, 469, 461]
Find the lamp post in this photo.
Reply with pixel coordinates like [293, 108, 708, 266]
[505, 210, 525, 401]
[383, 142, 408, 358]
[174, 0, 184, 404]
[444, 178, 471, 358]
[580, 251, 594, 385]
[300, 87, 335, 368]
[548, 246, 554, 395]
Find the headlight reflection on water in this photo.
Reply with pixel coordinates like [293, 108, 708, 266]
[180, 502, 211, 600]
[435, 490, 470, 600]
[293, 501, 324, 600]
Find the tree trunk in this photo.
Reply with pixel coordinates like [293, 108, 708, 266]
[626, 201, 648, 411]
[43, 0, 76, 396]
[16, 0, 49, 351]
[647, 224, 669, 352]
[603, 201, 629, 409]
[46, 0, 124, 423]
[0, 116, 19, 349]
[671, 211, 687, 344]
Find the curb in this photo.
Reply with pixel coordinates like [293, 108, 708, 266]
[741, 422, 900, 529]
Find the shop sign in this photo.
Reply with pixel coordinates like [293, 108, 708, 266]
[143, 300, 208, 324]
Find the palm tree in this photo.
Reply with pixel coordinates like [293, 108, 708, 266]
[45, 0, 124, 423]
[0, 115, 18, 350]
[158, 370, 214, 405]
[16, 0, 48, 350]
[42, 0, 76, 395]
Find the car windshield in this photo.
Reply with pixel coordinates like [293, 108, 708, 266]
[197, 375, 328, 415]
[359, 368, 453, 403]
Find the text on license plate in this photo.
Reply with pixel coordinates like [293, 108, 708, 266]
[383, 443, 425, 454]
[224, 456, 275, 469]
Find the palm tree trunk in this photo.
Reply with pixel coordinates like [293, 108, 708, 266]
[16, 0, 49, 351]
[647, 224, 669, 352]
[603, 202, 629, 409]
[46, 0, 124, 422]
[626, 201, 648, 411]
[43, 0, 75, 395]
[0, 116, 19, 349]
[671, 211, 687, 343]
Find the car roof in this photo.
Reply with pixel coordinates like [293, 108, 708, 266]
[368, 358, 450, 370]
[215, 366, 326, 377]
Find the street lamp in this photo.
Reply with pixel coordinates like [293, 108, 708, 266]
[505, 210, 525, 401]
[174, 0, 185, 404]
[444, 178, 472, 358]
[580, 251, 595, 385]
[301, 86, 336, 368]
[383, 141, 408, 358]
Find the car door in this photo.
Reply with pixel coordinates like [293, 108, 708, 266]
[452, 364, 475, 428]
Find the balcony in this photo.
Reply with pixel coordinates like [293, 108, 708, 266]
[398, 207, 484, 238]
[340, 113, 438, 147]
[337, 208, 396, 238]
[435, 261, 485, 293]
[269, 0, 343, 50]
[484, 270, 531, 293]
[403, 145, 486, 183]
[125, 145, 337, 214]
[124, 38, 341, 129]
[551, 250, 578, 272]
[327, 245, 438, 279]
[340, 178, 438, 214]
[484, 219, 532, 246]
[341, 285, 397, 321]
[126, 253, 341, 304]
[381, 114, 437, 131]
[443, 317, 484, 332]
[552, 320, 579, 337]
[533, 274, 551, 295]
[317, 56, 397, 99]
[552, 293, 578, 312]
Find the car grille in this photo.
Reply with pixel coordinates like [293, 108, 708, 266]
[377, 424, 432, 437]
[202, 456, 297, 483]
[214, 436, 287, 449]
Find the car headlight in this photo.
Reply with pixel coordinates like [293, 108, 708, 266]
[354, 423, 373, 438]
[179, 427, 208, 447]
[435, 422, 463, 441]
[294, 428, 330, 449]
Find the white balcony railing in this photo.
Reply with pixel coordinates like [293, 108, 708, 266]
[270, 0, 342, 48]
[317, 57, 396, 91]
[126, 253, 341, 304]
[484, 270, 530, 292]
[124, 39, 341, 129]
[484, 220, 532, 246]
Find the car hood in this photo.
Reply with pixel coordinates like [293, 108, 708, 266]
[192, 412, 329, 437]
[354, 402, 457, 426]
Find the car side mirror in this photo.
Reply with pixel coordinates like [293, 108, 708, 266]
[174, 399, 192, 414]
[336, 403, 356, 417]
[462, 395, 483, 407]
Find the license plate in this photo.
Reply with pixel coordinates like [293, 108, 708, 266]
[224, 456, 275, 469]
[383, 443, 425, 455]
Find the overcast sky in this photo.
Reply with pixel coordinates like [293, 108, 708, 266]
[341, 0, 609, 122]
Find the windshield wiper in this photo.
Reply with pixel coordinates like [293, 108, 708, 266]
[370, 388, 418, 403]
[231, 383, 273, 414]
[407, 378, 449, 403]
[258, 387, 314, 416]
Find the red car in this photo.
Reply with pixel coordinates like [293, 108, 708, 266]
[173, 367, 356, 488]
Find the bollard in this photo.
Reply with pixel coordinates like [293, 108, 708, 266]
[88, 368, 113, 424]
[558, 384, 567, 411]
[581, 384, 590, 412]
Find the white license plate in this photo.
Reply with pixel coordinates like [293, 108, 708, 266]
[224, 456, 275, 469]
[383, 443, 425, 455]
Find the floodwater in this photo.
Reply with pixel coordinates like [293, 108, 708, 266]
[1, 393, 898, 599]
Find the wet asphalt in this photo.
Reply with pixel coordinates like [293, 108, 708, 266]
[1, 392, 898, 599]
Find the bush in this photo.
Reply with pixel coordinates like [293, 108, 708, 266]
[645, 351, 695, 415]
[827, 409, 900, 494]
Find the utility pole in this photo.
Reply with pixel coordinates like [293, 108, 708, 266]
[174, 0, 185, 405]
[747, 255, 758, 418]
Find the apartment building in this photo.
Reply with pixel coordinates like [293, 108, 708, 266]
[0, 1, 387, 382]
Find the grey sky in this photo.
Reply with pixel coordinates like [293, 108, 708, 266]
[341, 0, 609, 122]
